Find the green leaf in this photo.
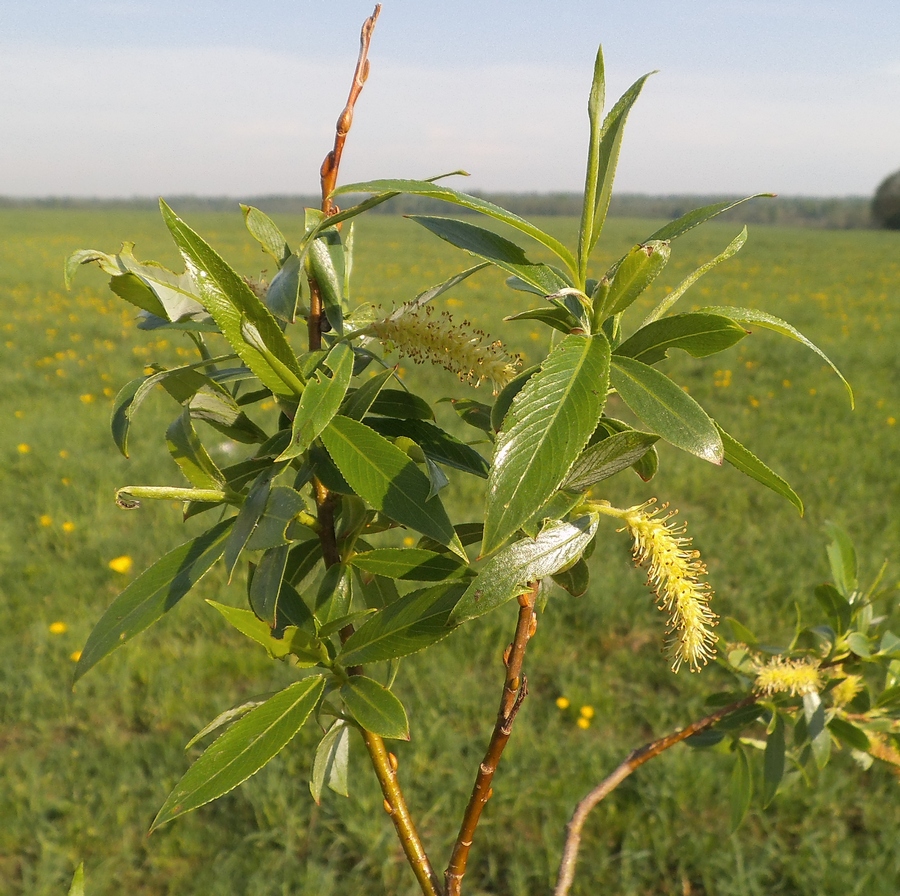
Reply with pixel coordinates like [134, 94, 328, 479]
[484, 335, 610, 555]
[698, 305, 853, 407]
[340, 368, 394, 421]
[75, 519, 233, 682]
[408, 216, 570, 295]
[452, 515, 599, 623]
[247, 546, 291, 627]
[577, 45, 607, 279]
[762, 713, 785, 807]
[828, 717, 870, 752]
[207, 599, 293, 659]
[245, 486, 308, 551]
[644, 194, 774, 243]
[224, 469, 277, 579]
[363, 418, 489, 478]
[311, 720, 350, 804]
[846, 632, 872, 659]
[152, 676, 325, 830]
[814, 583, 852, 634]
[714, 422, 803, 514]
[562, 429, 659, 492]
[730, 746, 752, 832]
[278, 343, 354, 461]
[314, 563, 353, 627]
[369, 389, 434, 420]
[610, 356, 723, 464]
[241, 204, 290, 266]
[166, 409, 224, 489]
[490, 365, 538, 432]
[308, 230, 344, 334]
[265, 253, 302, 322]
[586, 71, 656, 259]
[593, 416, 659, 481]
[160, 200, 304, 397]
[335, 178, 576, 273]
[320, 416, 462, 556]
[616, 313, 748, 365]
[352, 570, 402, 611]
[599, 240, 670, 317]
[551, 557, 590, 597]
[350, 548, 469, 582]
[441, 397, 493, 435]
[185, 695, 272, 750]
[341, 676, 409, 740]
[504, 304, 580, 334]
[338, 582, 467, 666]
[824, 521, 858, 597]
[643, 228, 747, 324]
[68, 863, 85, 896]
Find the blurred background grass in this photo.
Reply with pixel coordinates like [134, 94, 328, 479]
[1, 206, 898, 895]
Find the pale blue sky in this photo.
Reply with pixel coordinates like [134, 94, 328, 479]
[2, 1, 898, 197]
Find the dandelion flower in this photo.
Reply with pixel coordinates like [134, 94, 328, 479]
[62, 521, 75, 534]
[17, 443, 30, 454]
[555, 696, 570, 710]
[70, 650, 82, 663]
[576, 717, 591, 730]
[621, 500, 718, 672]
[753, 655, 821, 697]
[108, 555, 133, 574]
[579, 705, 595, 719]
[79, 393, 95, 404]
[40, 515, 53, 527]
[370, 302, 520, 393]
[49, 621, 68, 635]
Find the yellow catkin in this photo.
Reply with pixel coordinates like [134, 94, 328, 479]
[370, 303, 520, 393]
[753, 656, 822, 697]
[622, 500, 718, 673]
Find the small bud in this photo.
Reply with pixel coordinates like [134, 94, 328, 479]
[502, 644, 512, 666]
[383, 799, 393, 815]
[388, 752, 399, 772]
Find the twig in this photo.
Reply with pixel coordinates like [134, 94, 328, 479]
[444, 584, 539, 896]
[553, 694, 758, 896]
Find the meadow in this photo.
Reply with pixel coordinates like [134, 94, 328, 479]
[1, 204, 899, 896]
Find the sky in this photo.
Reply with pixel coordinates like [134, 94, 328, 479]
[1, 0, 898, 198]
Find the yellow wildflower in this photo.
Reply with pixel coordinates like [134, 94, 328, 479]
[753, 656, 821, 697]
[621, 500, 718, 672]
[79, 393, 95, 404]
[402, 536, 416, 547]
[555, 696, 570, 710]
[108, 555, 133, 574]
[17, 443, 30, 454]
[576, 717, 591, 730]
[59, 449, 69, 459]
[49, 621, 68, 634]
[62, 521, 75, 534]
[40, 515, 53, 527]
[70, 650, 82, 663]
[579, 705, 595, 720]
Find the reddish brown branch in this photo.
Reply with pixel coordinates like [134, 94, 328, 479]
[444, 584, 539, 896]
[553, 694, 758, 896]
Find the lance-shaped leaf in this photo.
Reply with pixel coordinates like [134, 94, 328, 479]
[643, 228, 747, 324]
[552, 557, 590, 596]
[452, 515, 598, 623]
[616, 313, 748, 366]
[762, 713, 786, 807]
[698, 305, 853, 406]
[562, 429, 659, 492]
[585, 70, 656, 258]
[241, 204, 290, 266]
[350, 548, 469, 582]
[160, 200, 304, 397]
[245, 486, 308, 551]
[264, 253, 303, 322]
[483, 335, 610, 556]
[67, 863, 85, 896]
[338, 582, 467, 666]
[311, 720, 350, 804]
[278, 343, 354, 461]
[340, 368, 394, 421]
[74, 519, 233, 682]
[151, 675, 325, 830]
[320, 416, 462, 556]
[610, 356, 723, 464]
[207, 600, 293, 659]
[308, 230, 344, 334]
[224, 469, 278, 579]
[599, 240, 670, 317]
[645, 194, 774, 243]
[408, 216, 570, 295]
[341, 676, 409, 740]
[505, 304, 580, 334]
[714, 421, 803, 514]
[247, 545, 291, 627]
[369, 389, 434, 421]
[166, 409, 224, 489]
[824, 520, 858, 598]
[335, 178, 576, 273]
[729, 746, 753, 832]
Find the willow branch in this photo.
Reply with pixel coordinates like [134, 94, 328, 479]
[444, 583, 539, 896]
[553, 694, 758, 896]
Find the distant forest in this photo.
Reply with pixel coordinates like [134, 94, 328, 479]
[1, 192, 875, 229]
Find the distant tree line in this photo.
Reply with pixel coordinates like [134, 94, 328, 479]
[0, 191, 879, 229]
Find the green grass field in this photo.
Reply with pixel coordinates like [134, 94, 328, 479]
[1, 206, 899, 896]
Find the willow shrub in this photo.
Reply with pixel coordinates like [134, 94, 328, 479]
[67, 10, 899, 895]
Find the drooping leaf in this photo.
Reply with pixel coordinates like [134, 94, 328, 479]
[160, 200, 304, 396]
[166, 409, 225, 489]
[265, 253, 302, 322]
[504, 304, 580, 334]
[151, 676, 325, 829]
[698, 305, 853, 407]
[338, 582, 466, 666]
[452, 515, 599, 623]
[350, 548, 469, 582]
[729, 745, 752, 832]
[762, 713, 786, 807]
[593, 416, 659, 481]
[247, 546, 291, 627]
[278, 342, 355, 461]
[441, 397, 493, 435]
[714, 422, 803, 514]
[311, 720, 350, 803]
[616, 313, 748, 365]
[368, 389, 434, 420]
[828, 717, 870, 752]
[335, 178, 576, 272]
[308, 229, 345, 334]
[562, 429, 659, 492]
[320, 416, 462, 556]
[245, 486, 308, 551]
[483, 335, 610, 555]
[75, 519, 233, 681]
[223, 469, 278, 579]
[551, 558, 590, 596]
[610, 356, 723, 464]
[340, 676, 409, 740]
[409, 216, 570, 295]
